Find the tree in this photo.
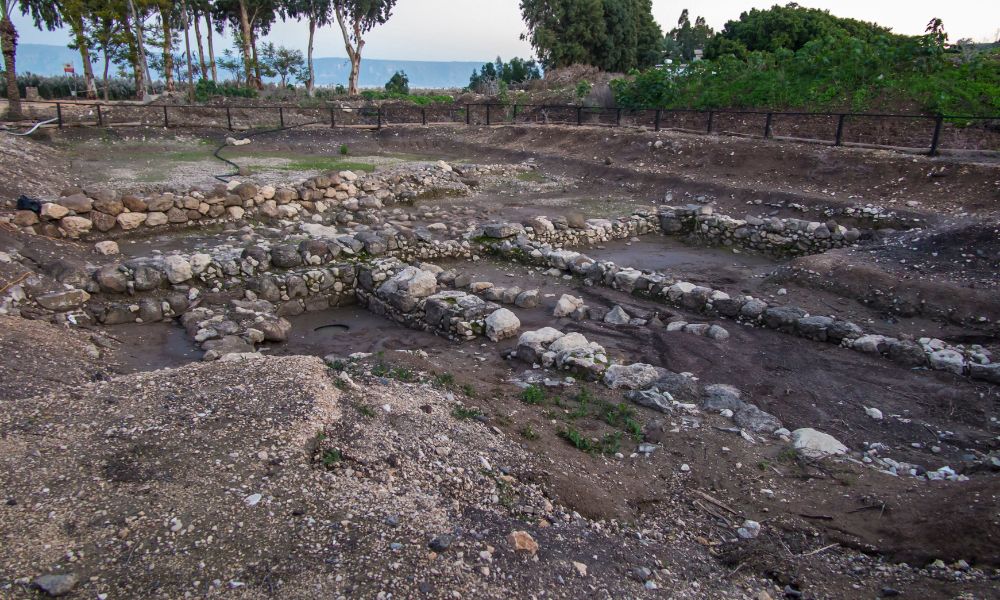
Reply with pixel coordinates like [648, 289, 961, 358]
[519, 0, 661, 72]
[384, 69, 407, 94]
[333, 0, 397, 96]
[81, 2, 125, 101]
[212, 0, 281, 88]
[285, 0, 332, 96]
[705, 3, 894, 59]
[665, 8, 714, 62]
[2, 0, 59, 118]
[260, 42, 304, 87]
[469, 56, 541, 93]
[58, 0, 99, 98]
[216, 45, 246, 82]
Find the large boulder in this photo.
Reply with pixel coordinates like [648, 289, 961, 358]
[603, 363, 668, 390]
[485, 308, 520, 342]
[163, 256, 193, 284]
[553, 294, 584, 318]
[515, 327, 565, 364]
[791, 428, 848, 459]
[35, 289, 90, 311]
[734, 404, 782, 434]
[701, 384, 745, 412]
[377, 266, 438, 312]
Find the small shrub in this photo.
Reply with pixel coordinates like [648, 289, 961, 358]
[559, 427, 593, 452]
[520, 385, 546, 405]
[390, 366, 414, 382]
[339, 144, 349, 156]
[355, 403, 376, 418]
[519, 424, 539, 440]
[434, 372, 455, 387]
[575, 80, 592, 100]
[371, 362, 389, 377]
[321, 448, 342, 467]
[451, 405, 483, 420]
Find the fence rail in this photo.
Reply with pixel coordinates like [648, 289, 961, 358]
[4, 100, 998, 156]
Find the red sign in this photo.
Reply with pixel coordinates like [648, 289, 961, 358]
[63, 63, 74, 74]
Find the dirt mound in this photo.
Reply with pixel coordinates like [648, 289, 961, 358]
[0, 134, 70, 205]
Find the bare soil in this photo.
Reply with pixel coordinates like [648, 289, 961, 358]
[1, 123, 999, 599]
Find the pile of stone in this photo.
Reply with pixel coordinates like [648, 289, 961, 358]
[658, 204, 864, 257]
[511, 328, 610, 380]
[357, 260, 520, 342]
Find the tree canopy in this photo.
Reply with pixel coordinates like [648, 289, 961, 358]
[519, 0, 662, 72]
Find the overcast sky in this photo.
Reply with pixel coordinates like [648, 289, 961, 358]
[12, 1, 1000, 63]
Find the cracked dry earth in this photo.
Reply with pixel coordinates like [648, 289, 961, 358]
[0, 124, 999, 600]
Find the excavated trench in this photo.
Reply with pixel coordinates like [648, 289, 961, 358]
[4, 128, 1000, 585]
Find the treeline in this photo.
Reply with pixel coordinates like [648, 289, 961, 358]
[515, 2, 1000, 116]
[0, 0, 399, 119]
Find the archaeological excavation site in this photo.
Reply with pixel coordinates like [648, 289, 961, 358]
[0, 116, 998, 599]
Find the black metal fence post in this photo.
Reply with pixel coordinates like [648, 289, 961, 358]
[835, 114, 846, 146]
[226, 106, 232, 130]
[706, 110, 714, 133]
[486, 103, 491, 126]
[576, 106, 583, 126]
[163, 105, 169, 128]
[512, 104, 519, 122]
[764, 112, 773, 138]
[421, 107, 427, 125]
[616, 108, 622, 126]
[330, 107, 335, 128]
[279, 106, 284, 127]
[96, 104, 103, 127]
[56, 103, 63, 128]
[377, 106, 382, 129]
[466, 104, 471, 125]
[929, 114, 944, 156]
[654, 109, 661, 132]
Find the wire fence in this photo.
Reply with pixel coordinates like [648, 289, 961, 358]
[4, 100, 998, 156]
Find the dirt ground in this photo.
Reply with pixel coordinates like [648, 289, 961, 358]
[1, 123, 999, 599]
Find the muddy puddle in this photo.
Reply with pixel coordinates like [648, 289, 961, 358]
[107, 320, 200, 372]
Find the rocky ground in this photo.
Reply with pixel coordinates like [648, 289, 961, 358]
[0, 122, 998, 599]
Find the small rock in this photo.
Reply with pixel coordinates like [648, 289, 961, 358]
[32, 573, 78, 597]
[509, 530, 539, 555]
[94, 240, 120, 255]
[428, 534, 454, 552]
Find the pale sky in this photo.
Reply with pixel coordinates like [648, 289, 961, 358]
[12, 1, 1000, 62]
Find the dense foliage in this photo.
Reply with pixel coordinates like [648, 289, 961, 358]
[704, 3, 895, 59]
[612, 5, 1000, 116]
[384, 70, 409, 94]
[193, 78, 258, 100]
[358, 90, 452, 105]
[519, 0, 661, 72]
[468, 57, 541, 93]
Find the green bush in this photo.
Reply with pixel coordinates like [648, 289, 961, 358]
[194, 78, 258, 101]
[0, 72, 165, 100]
[384, 70, 410, 95]
[520, 385, 546, 405]
[611, 33, 1000, 115]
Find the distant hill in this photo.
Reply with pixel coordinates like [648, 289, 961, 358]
[15, 43, 487, 89]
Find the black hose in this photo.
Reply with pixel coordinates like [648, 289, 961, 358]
[212, 118, 322, 182]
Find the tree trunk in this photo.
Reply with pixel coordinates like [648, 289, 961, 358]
[192, 7, 207, 79]
[102, 53, 110, 101]
[236, 0, 254, 88]
[181, 1, 194, 100]
[306, 17, 316, 97]
[205, 12, 217, 82]
[0, 12, 21, 119]
[69, 17, 98, 99]
[250, 29, 262, 89]
[128, 0, 150, 100]
[348, 52, 360, 96]
[160, 7, 174, 91]
[335, 8, 365, 96]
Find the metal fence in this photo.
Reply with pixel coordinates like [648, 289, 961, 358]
[5, 100, 998, 156]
